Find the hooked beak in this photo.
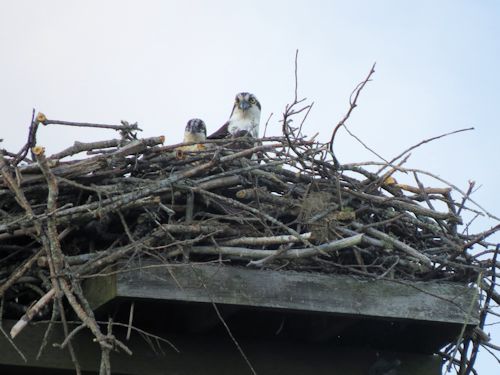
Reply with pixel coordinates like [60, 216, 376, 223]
[238, 100, 250, 111]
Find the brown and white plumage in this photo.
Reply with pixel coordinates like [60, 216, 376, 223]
[208, 92, 261, 140]
[183, 118, 207, 144]
[176, 118, 208, 159]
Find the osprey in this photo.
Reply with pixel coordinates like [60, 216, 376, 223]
[183, 118, 207, 144]
[175, 118, 208, 159]
[208, 92, 261, 139]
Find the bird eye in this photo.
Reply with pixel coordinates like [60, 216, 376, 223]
[249, 97, 256, 104]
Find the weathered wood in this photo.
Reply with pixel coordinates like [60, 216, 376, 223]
[84, 263, 479, 325]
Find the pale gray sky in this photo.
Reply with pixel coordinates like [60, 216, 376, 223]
[1, 0, 499, 372]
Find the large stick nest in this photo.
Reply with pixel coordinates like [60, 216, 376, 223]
[0, 105, 499, 374]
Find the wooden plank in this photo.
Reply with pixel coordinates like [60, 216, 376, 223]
[86, 263, 479, 325]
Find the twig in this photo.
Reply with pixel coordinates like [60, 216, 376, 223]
[463, 245, 499, 374]
[457, 180, 476, 217]
[345, 188, 460, 222]
[351, 222, 431, 266]
[0, 249, 44, 298]
[328, 63, 376, 162]
[342, 124, 391, 166]
[10, 288, 56, 338]
[36, 299, 58, 360]
[41, 116, 142, 132]
[192, 187, 328, 255]
[191, 234, 362, 260]
[220, 232, 312, 246]
[0, 325, 27, 362]
[11, 109, 37, 166]
[462, 225, 500, 250]
[376, 127, 474, 176]
[126, 302, 135, 341]
[190, 265, 258, 375]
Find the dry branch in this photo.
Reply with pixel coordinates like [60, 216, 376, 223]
[0, 100, 497, 375]
[192, 234, 362, 260]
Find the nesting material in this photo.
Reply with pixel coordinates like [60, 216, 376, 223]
[0, 114, 498, 374]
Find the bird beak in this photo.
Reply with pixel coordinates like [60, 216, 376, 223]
[239, 100, 250, 111]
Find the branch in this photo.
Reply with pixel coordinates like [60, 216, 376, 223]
[219, 232, 312, 246]
[39, 113, 142, 132]
[191, 234, 362, 260]
[376, 127, 474, 176]
[352, 222, 432, 267]
[328, 63, 376, 158]
[10, 289, 56, 338]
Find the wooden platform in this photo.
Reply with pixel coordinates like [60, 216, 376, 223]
[84, 262, 479, 325]
[0, 263, 479, 374]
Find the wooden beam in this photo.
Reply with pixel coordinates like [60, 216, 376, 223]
[84, 262, 479, 325]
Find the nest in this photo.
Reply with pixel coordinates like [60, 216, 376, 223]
[0, 109, 499, 374]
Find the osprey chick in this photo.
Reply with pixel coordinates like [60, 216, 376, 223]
[176, 118, 208, 159]
[208, 92, 261, 139]
[183, 118, 207, 144]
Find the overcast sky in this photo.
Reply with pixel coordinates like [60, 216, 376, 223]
[1, 0, 499, 372]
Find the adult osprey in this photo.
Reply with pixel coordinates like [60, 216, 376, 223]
[175, 118, 208, 159]
[208, 92, 261, 139]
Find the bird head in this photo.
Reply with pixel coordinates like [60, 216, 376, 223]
[231, 92, 261, 117]
[184, 118, 207, 143]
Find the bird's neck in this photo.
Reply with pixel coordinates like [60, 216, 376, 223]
[184, 132, 205, 143]
[230, 108, 260, 123]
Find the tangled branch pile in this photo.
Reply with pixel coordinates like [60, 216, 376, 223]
[0, 108, 499, 374]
